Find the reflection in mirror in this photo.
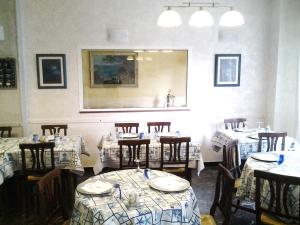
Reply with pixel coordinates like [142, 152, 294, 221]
[81, 49, 188, 110]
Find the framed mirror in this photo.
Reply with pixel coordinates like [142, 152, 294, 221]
[79, 49, 188, 112]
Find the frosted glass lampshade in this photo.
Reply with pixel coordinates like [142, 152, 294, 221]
[189, 10, 214, 27]
[219, 10, 245, 27]
[157, 8, 182, 27]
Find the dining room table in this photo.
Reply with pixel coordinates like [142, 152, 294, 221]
[236, 151, 300, 220]
[95, 132, 204, 175]
[210, 128, 298, 163]
[0, 135, 85, 185]
[70, 169, 201, 225]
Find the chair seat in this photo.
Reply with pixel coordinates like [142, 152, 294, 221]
[200, 215, 217, 225]
[163, 167, 185, 173]
[261, 213, 287, 225]
[234, 178, 241, 188]
[27, 175, 43, 181]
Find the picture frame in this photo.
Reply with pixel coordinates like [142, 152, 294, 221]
[214, 54, 241, 87]
[90, 51, 138, 88]
[36, 54, 67, 89]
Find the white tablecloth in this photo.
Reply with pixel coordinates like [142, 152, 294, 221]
[95, 135, 204, 175]
[71, 169, 201, 225]
[0, 135, 85, 185]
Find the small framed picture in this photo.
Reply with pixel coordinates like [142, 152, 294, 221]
[214, 54, 241, 87]
[36, 54, 67, 89]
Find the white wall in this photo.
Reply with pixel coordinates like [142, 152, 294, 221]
[273, 0, 300, 138]
[14, 0, 276, 166]
[0, 0, 23, 136]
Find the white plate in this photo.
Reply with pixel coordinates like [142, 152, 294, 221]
[121, 133, 139, 139]
[149, 176, 190, 192]
[234, 128, 257, 133]
[251, 153, 278, 162]
[77, 179, 113, 195]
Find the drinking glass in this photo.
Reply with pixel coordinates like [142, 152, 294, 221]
[256, 122, 264, 131]
[135, 158, 142, 172]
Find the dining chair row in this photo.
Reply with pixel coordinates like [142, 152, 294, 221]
[115, 122, 171, 133]
[118, 136, 191, 181]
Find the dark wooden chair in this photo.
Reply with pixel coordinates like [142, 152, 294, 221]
[147, 122, 171, 133]
[254, 170, 300, 225]
[37, 169, 68, 225]
[222, 141, 255, 214]
[19, 142, 56, 215]
[159, 136, 191, 181]
[115, 122, 139, 133]
[118, 139, 150, 169]
[258, 132, 287, 152]
[210, 163, 236, 225]
[0, 126, 12, 137]
[41, 124, 68, 136]
[224, 118, 246, 130]
[222, 140, 240, 178]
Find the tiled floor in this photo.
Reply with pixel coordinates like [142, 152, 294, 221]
[0, 166, 256, 225]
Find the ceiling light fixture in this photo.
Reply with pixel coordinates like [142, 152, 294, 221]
[157, 2, 245, 28]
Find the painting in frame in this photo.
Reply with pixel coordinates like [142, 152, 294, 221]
[90, 51, 138, 88]
[36, 54, 67, 89]
[214, 54, 241, 87]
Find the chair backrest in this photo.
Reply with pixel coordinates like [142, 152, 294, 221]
[160, 136, 191, 179]
[210, 163, 235, 225]
[258, 132, 287, 152]
[19, 142, 55, 175]
[115, 122, 139, 133]
[37, 169, 67, 224]
[224, 118, 246, 130]
[222, 140, 241, 179]
[147, 122, 171, 133]
[118, 139, 150, 169]
[254, 170, 300, 224]
[41, 124, 68, 136]
[0, 126, 12, 137]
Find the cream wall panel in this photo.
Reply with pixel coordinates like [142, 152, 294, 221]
[17, 0, 273, 166]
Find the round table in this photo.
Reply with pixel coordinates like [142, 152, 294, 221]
[236, 151, 300, 219]
[70, 169, 201, 225]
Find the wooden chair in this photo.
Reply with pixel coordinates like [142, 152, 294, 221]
[37, 169, 68, 225]
[224, 118, 246, 130]
[258, 132, 287, 152]
[159, 137, 191, 181]
[222, 140, 241, 178]
[222, 141, 255, 214]
[19, 142, 56, 215]
[147, 122, 171, 133]
[0, 126, 12, 137]
[41, 124, 68, 136]
[118, 139, 150, 169]
[254, 170, 300, 225]
[210, 163, 236, 225]
[115, 122, 139, 133]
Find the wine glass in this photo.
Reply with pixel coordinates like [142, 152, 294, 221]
[256, 122, 264, 131]
[135, 158, 142, 172]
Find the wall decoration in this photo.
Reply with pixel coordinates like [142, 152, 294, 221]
[214, 54, 241, 87]
[0, 58, 16, 89]
[90, 51, 138, 88]
[36, 54, 66, 89]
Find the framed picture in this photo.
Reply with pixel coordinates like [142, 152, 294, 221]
[36, 54, 67, 89]
[90, 51, 138, 88]
[214, 54, 241, 87]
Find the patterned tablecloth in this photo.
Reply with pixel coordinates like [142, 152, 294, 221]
[96, 135, 204, 175]
[0, 135, 85, 185]
[211, 129, 298, 161]
[236, 151, 300, 221]
[71, 169, 201, 225]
